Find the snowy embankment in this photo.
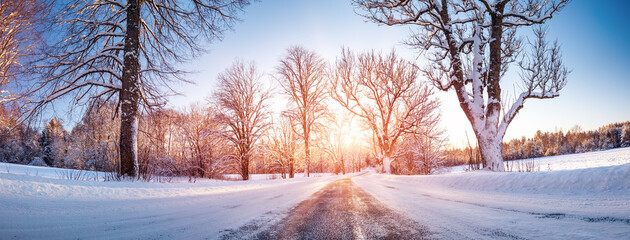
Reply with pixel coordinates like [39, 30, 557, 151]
[353, 147, 630, 239]
[0, 165, 341, 239]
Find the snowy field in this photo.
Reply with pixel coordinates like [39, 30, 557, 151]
[1, 147, 629, 239]
[447, 147, 630, 173]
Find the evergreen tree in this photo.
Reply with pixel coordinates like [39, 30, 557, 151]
[38, 118, 67, 167]
[621, 124, 630, 147]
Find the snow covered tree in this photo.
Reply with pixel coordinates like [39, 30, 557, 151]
[136, 108, 181, 179]
[622, 124, 630, 148]
[397, 112, 446, 175]
[0, 0, 51, 103]
[331, 49, 440, 173]
[0, 103, 39, 164]
[214, 61, 271, 180]
[67, 100, 119, 171]
[601, 128, 620, 150]
[276, 46, 329, 177]
[355, 0, 569, 171]
[178, 104, 218, 178]
[26, 0, 250, 178]
[38, 118, 68, 167]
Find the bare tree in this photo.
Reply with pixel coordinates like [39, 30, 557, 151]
[331, 49, 440, 173]
[264, 115, 301, 178]
[321, 112, 358, 175]
[176, 104, 216, 178]
[26, 0, 250, 178]
[355, 0, 569, 171]
[214, 61, 271, 181]
[321, 117, 345, 175]
[276, 46, 329, 177]
[0, 0, 50, 103]
[396, 114, 447, 175]
[137, 109, 179, 180]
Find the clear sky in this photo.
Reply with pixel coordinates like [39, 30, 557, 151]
[167, 0, 630, 147]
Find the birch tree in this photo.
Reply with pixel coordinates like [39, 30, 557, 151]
[355, 0, 569, 171]
[276, 46, 328, 177]
[214, 61, 271, 181]
[26, 0, 249, 177]
[331, 49, 440, 173]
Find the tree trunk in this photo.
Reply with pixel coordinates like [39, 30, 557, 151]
[288, 158, 294, 178]
[304, 137, 310, 177]
[477, 134, 505, 171]
[119, 0, 141, 178]
[241, 155, 249, 180]
[340, 156, 345, 175]
[382, 153, 392, 173]
[198, 157, 205, 178]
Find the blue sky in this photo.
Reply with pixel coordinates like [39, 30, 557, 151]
[166, 0, 628, 146]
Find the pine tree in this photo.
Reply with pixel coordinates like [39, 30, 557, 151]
[38, 118, 67, 167]
[621, 124, 630, 147]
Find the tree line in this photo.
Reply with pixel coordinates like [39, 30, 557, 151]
[445, 121, 630, 167]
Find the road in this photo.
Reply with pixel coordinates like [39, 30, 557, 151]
[220, 172, 630, 240]
[221, 177, 431, 240]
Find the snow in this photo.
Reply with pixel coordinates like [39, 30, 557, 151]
[448, 147, 630, 174]
[0, 164, 342, 239]
[353, 148, 630, 239]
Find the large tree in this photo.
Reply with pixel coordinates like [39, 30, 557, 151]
[214, 61, 271, 181]
[276, 46, 329, 177]
[331, 49, 440, 173]
[355, 0, 569, 171]
[26, 0, 249, 177]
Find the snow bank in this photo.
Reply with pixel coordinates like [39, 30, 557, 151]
[352, 150, 630, 239]
[413, 163, 630, 195]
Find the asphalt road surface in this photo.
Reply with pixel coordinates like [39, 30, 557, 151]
[221, 177, 430, 240]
